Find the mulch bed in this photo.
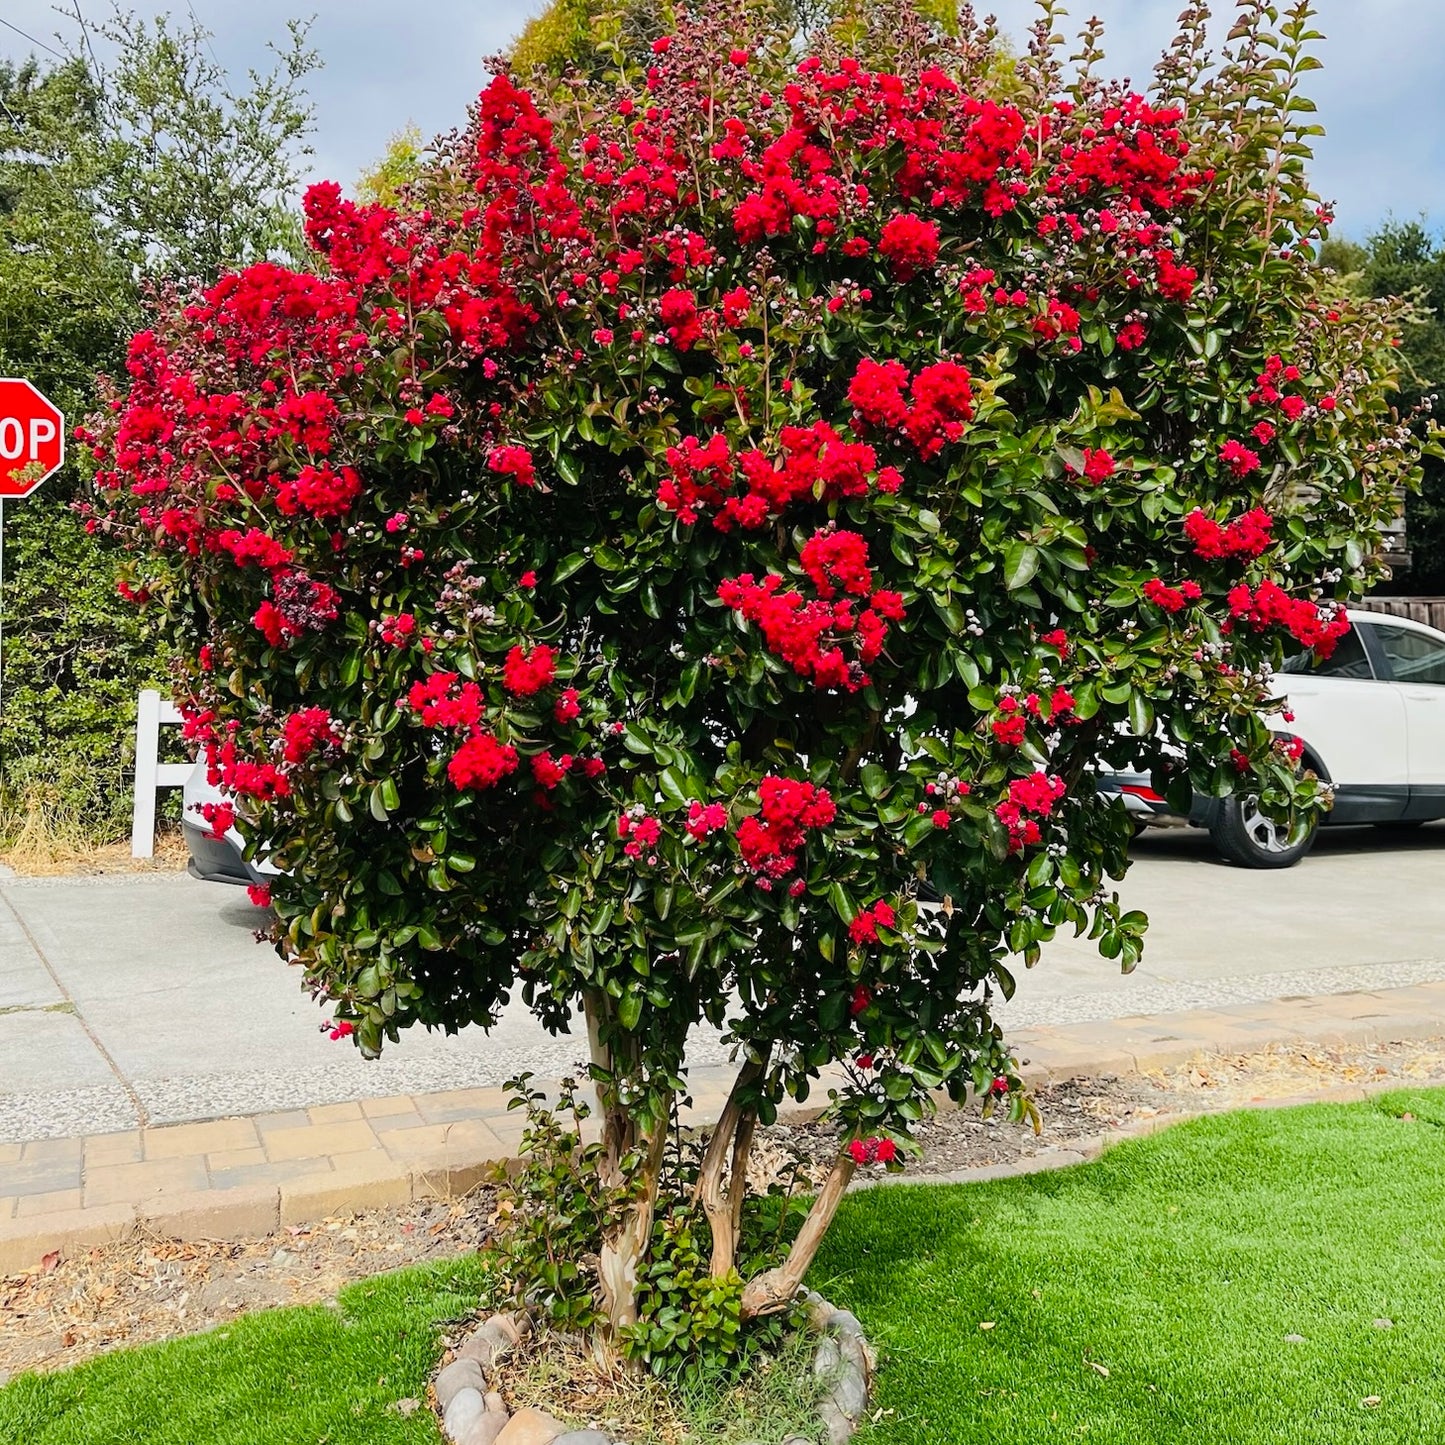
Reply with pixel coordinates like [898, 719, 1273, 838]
[6, 1035, 1445, 1383]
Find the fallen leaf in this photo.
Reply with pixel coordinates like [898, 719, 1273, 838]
[395, 1398, 420, 1416]
[1372, 1319, 1393, 1330]
[1088, 1361, 1110, 1378]
[1361, 1396, 1381, 1409]
[40, 1251, 60, 1274]
[1284, 1333, 1307, 1344]
[978, 1321, 995, 1330]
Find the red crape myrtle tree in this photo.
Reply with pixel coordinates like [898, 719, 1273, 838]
[89, 0, 1421, 1351]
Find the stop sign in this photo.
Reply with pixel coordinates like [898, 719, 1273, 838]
[0, 379, 65, 499]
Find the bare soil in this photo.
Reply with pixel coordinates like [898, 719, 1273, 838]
[0, 827, 189, 879]
[5, 1035, 1445, 1384]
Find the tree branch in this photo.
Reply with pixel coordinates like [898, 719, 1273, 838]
[696, 1048, 769, 1277]
[739, 1148, 856, 1319]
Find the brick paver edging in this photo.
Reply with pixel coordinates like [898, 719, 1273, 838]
[6, 977, 1445, 1274]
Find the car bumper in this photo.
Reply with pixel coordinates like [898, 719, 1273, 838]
[1095, 772, 1208, 829]
[181, 819, 264, 886]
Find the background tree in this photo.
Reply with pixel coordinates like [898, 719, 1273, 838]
[509, 0, 969, 78]
[0, 8, 318, 842]
[1321, 221, 1445, 593]
[90, 0, 1417, 1366]
[355, 124, 426, 209]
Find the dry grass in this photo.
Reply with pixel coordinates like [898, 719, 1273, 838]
[0, 789, 188, 877]
[495, 1329, 827, 1445]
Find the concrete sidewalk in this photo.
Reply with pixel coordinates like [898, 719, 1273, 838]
[5, 822, 1444, 1146]
[7, 976, 1445, 1274]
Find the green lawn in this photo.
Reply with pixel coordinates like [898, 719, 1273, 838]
[4, 1091, 1445, 1444]
[814, 1088, 1445, 1445]
[0, 1253, 494, 1445]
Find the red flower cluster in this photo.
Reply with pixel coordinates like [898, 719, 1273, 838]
[735, 776, 835, 878]
[1226, 582, 1351, 657]
[502, 644, 557, 696]
[554, 688, 581, 723]
[992, 688, 1076, 743]
[1053, 94, 1198, 211]
[1249, 355, 1308, 422]
[276, 463, 361, 519]
[380, 613, 416, 647]
[531, 752, 568, 790]
[281, 707, 338, 763]
[799, 529, 873, 598]
[685, 800, 729, 840]
[406, 673, 485, 729]
[1218, 439, 1261, 477]
[196, 800, 236, 840]
[448, 732, 520, 790]
[1079, 448, 1115, 483]
[876, 214, 940, 280]
[847, 1136, 898, 1165]
[718, 565, 902, 691]
[488, 445, 537, 489]
[659, 288, 703, 350]
[1142, 577, 1202, 613]
[216, 527, 293, 571]
[848, 357, 973, 459]
[849, 899, 897, 944]
[1183, 507, 1273, 560]
[618, 810, 663, 859]
[253, 573, 340, 648]
[995, 771, 1066, 852]
[657, 424, 893, 531]
[1154, 249, 1198, 303]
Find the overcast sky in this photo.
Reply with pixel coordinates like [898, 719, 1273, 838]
[4, 0, 1440, 242]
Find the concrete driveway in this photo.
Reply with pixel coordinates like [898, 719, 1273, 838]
[3, 821, 1443, 1144]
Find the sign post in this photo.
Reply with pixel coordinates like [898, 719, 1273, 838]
[0, 379, 67, 725]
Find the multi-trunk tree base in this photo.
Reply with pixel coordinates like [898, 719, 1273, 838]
[433, 1294, 875, 1445]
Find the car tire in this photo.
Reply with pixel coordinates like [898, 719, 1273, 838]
[1209, 795, 1318, 869]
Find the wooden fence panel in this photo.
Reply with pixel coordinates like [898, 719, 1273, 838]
[1354, 596, 1445, 632]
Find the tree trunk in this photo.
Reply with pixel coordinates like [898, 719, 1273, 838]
[739, 1148, 855, 1319]
[696, 1049, 769, 1278]
[583, 989, 669, 1336]
[595, 1112, 668, 1333]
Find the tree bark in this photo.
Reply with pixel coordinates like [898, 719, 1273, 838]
[696, 1050, 769, 1278]
[739, 1148, 856, 1319]
[583, 989, 669, 1336]
[596, 1110, 668, 1333]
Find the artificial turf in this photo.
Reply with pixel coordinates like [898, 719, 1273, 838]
[0, 1253, 494, 1444]
[3, 1090, 1444, 1444]
[812, 1088, 1445, 1444]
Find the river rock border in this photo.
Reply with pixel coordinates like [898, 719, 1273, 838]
[433, 1290, 873, 1445]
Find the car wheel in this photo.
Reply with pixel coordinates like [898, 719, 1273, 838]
[1209, 795, 1317, 868]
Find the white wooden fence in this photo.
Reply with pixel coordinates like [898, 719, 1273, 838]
[130, 688, 190, 858]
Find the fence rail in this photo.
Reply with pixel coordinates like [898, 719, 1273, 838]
[1354, 596, 1445, 632]
[131, 688, 190, 858]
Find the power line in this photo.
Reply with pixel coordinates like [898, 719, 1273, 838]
[64, 1, 105, 89]
[185, 0, 223, 72]
[0, 15, 67, 61]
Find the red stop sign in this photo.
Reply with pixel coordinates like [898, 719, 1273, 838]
[0, 379, 65, 499]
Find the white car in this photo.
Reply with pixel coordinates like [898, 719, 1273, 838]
[181, 759, 277, 887]
[1099, 608, 1445, 868]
